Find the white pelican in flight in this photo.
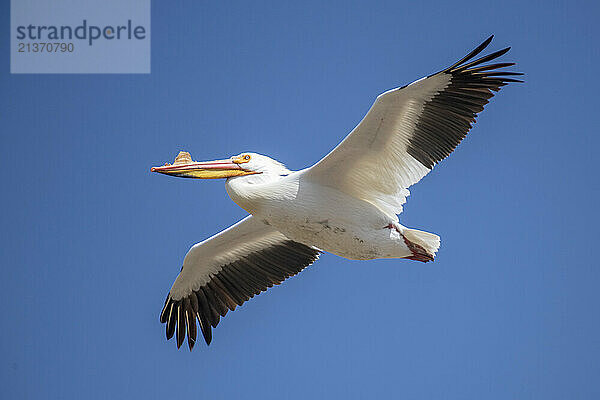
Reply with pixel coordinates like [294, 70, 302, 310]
[153, 36, 521, 350]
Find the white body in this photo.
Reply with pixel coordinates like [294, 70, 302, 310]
[227, 170, 412, 260]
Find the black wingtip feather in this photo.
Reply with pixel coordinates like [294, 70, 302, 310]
[160, 240, 321, 350]
[496, 77, 524, 83]
[404, 37, 522, 169]
[183, 298, 197, 351]
[198, 315, 212, 345]
[166, 301, 176, 340]
[160, 296, 170, 323]
[454, 47, 512, 73]
[463, 62, 516, 74]
[443, 35, 494, 73]
[176, 304, 185, 349]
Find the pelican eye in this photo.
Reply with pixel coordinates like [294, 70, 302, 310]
[233, 154, 251, 164]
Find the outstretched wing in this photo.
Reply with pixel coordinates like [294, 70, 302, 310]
[305, 35, 522, 217]
[160, 216, 321, 350]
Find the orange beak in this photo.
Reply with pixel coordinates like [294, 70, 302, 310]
[151, 158, 257, 179]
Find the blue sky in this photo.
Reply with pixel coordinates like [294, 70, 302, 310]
[2, 1, 599, 399]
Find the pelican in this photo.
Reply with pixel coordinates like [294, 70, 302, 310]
[153, 36, 521, 350]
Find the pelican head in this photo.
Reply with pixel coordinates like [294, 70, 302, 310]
[151, 151, 289, 179]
